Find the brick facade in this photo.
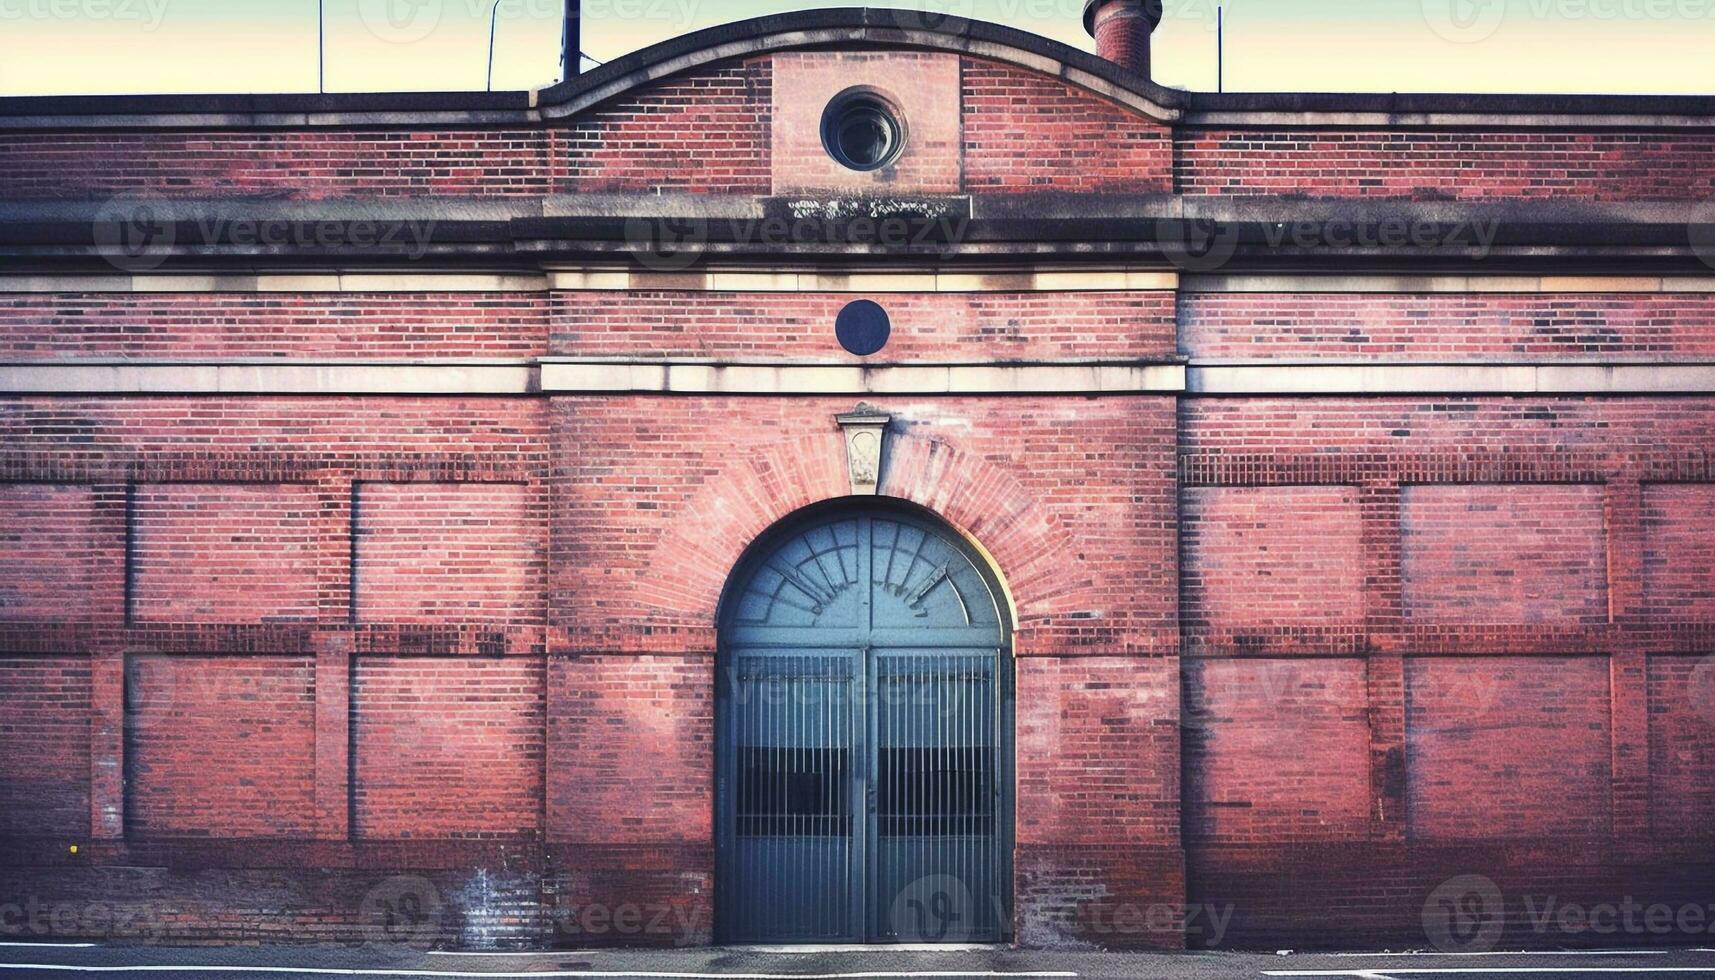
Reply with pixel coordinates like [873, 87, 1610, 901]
[1, 9, 1713, 955]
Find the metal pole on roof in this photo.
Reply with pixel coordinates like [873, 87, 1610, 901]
[318, 0, 325, 94]
[1218, 5, 1224, 93]
[486, 0, 503, 91]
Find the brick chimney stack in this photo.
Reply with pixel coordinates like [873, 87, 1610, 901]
[1083, 0, 1163, 79]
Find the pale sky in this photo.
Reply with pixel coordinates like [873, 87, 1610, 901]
[0, 0, 1711, 97]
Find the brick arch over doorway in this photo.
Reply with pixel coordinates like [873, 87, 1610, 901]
[561, 423, 1091, 648]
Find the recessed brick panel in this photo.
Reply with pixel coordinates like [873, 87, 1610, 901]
[1181, 486, 1364, 631]
[0, 484, 104, 622]
[354, 483, 539, 625]
[352, 657, 543, 839]
[1016, 657, 1178, 846]
[0, 657, 91, 837]
[771, 52, 960, 194]
[1177, 129, 1715, 200]
[1183, 658, 1371, 843]
[1180, 292, 1715, 360]
[0, 397, 544, 460]
[1405, 656, 1611, 841]
[0, 129, 552, 199]
[131, 484, 320, 624]
[0, 293, 547, 359]
[1401, 484, 1608, 626]
[1643, 484, 1715, 621]
[124, 655, 316, 838]
[547, 655, 711, 844]
[1647, 655, 1715, 839]
[1180, 397, 1715, 460]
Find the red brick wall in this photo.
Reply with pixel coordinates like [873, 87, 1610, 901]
[549, 396, 1178, 655]
[124, 655, 316, 838]
[1180, 292, 1715, 360]
[1179, 394, 1713, 947]
[0, 130, 553, 200]
[0, 61, 775, 200]
[549, 289, 1177, 361]
[0, 293, 547, 359]
[962, 60, 1171, 192]
[1016, 656, 1183, 949]
[351, 657, 543, 839]
[1181, 397, 1715, 462]
[1401, 484, 1608, 627]
[1017, 657, 1178, 846]
[1176, 130, 1715, 200]
[130, 484, 321, 624]
[1405, 656, 1612, 840]
[0, 484, 106, 622]
[1183, 658, 1371, 843]
[0, 397, 544, 462]
[354, 483, 541, 625]
[1647, 655, 1715, 840]
[1181, 486, 1364, 634]
[1643, 484, 1715, 620]
[546, 655, 711, 844]
[0, 657, 91, 838]
[565, 61, 771, 194]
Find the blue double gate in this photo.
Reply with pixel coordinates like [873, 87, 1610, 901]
[716, 509, 1012, 944]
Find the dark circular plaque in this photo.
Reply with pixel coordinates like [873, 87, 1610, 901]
[835, 300, 892, 356]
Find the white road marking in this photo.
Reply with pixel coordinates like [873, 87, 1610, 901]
[0, 966, 1077, 979]
[1268, 969, 1715, 976]
[0, 945, 97, 949]
[1331, 951, 1674, 957]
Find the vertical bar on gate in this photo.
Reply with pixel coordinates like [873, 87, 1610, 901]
[785, 655, 793, 937]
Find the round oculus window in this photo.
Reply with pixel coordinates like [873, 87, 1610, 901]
[822, 91, 905, 172]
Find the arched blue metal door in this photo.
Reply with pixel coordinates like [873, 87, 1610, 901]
[716, 505, 1012, 944]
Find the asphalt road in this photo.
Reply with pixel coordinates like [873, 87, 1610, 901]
[3, 942, 1715, 980]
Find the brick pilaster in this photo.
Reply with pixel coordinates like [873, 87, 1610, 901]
[311, 472, 354, 839]
[1605, 480, 1651, 842]
[1361, 482, 1408, 840]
